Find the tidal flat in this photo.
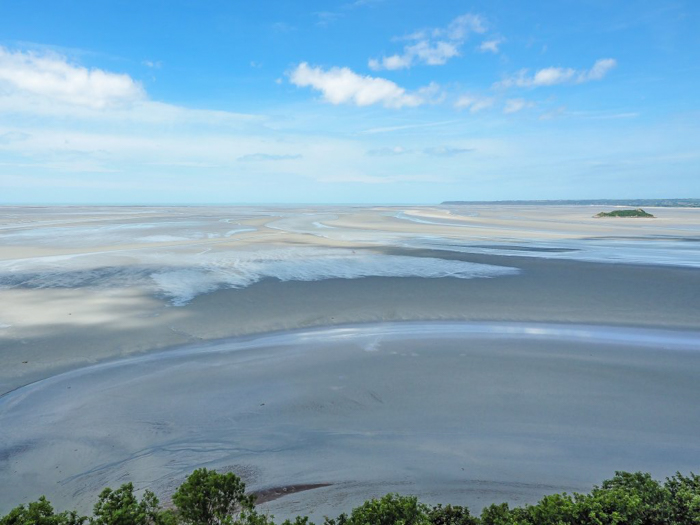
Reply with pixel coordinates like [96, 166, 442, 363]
[0, 205, 699, 519]
[2, 323, 700, 521]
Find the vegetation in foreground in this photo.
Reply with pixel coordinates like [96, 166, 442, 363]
[2, 469, 699, 525]
[594, 208, 655, 218]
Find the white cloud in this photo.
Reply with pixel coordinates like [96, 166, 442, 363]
[503, 98, 535, 114]
[533, 67, 577, 86]
[360, 119, 459, 134]
[289, 62, 424, 108]
[478, 38, 504, 53]
[0, 50, 285, 179]
[0, 92, 261, 126]
[238, 153, 302, 162]
[374, 41, 460, 71]
[571, 110, 640, 120]
[369, 13, 486, 70]
[416, 82, 446, 104]
[442, 14, 487, 40]
[0, 47, 145, 108]
[423, 146, 474, 157]
[0, 49, 259, 126]
[584, 58, 617, 81]
[455, 94, 494, 113]
[0, 48, 512, 198]
[539, 106, 567, 120]
[367, 146, 409, 156]
[497, 58, 617, 88]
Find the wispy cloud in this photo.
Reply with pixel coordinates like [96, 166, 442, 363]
[289, 62, 425, 108]
[503, 98, 535, 114]
[497, 58, 617, 88]
[539, 106, 567, 120]
[271, 22, 296, 33]
[369, 14, 486, 71]
[366, 146, 409, 156]
[147, 161, 219, 168]
[237, 153, 302, 162]
[585, 58, 618, 80]
[423, 146, 474, 157]
[572, 111, 640, 120]
[317, 172, 454, 184]
[454, 94, 494, 113]
[314, 11, 343, 26]
[0, 130, 31, 143]
[361, 120, 459, 134]
[478, 38, 504, 53]
[318, 0, 382, 28]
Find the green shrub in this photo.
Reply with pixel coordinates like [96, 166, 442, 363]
[91, 483, 164, 525]
[171, 468, 255, 525]
[3, 470, 700, 525]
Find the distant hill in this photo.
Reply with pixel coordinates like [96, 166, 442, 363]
[441, 199, 700, 207]
[595, 208, 655, 218]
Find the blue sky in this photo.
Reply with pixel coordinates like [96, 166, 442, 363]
[0, 0, 698, 204]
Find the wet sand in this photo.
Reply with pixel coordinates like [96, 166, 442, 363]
[1, 323, 699, 520]
[1, 252, 699, 395]
[252, 484, 333, 505]
[0, 205, 699, 518]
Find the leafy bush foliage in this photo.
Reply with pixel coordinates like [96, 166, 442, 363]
[172, 468, 255, 525]
[344, 493, 429, 525]
[0, 496, 86, 525]
[91, 483, 165, 525]
[2, 470, 699, 525]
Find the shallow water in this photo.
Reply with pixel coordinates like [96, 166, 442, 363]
[0, 247, 518, 306]
[407, 236, 700, 268]
[2, 322, 699, 520]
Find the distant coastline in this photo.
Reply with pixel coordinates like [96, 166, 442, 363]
[442, 198, 700, 207]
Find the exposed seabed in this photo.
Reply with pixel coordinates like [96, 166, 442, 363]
[2, 322, 699, 521]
